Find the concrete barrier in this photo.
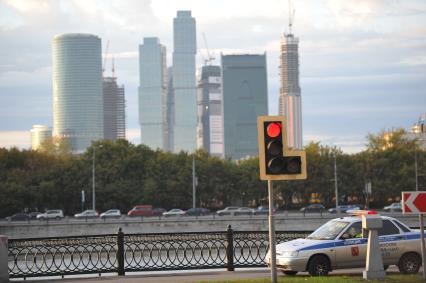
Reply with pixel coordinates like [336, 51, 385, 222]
[0, 235, 8, 283]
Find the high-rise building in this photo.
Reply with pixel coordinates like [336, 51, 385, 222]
[30, 125, 52, 150]
[173, 10, 197, 152]
[165, 67, 174, 152]
[221, 54, 268, 160]
[278, 32, 303, 149]
[52, 33, 103, 152]
[197, 65, 224, 158]
[103, 76, 125, 141]
[406, 113, 426, 149]
[139, 37, 167, 150]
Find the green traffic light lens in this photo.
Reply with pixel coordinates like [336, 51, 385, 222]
[268, 157, 284, 173]
[285, 157, 302, 174]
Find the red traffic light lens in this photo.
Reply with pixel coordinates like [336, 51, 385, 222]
[267, 122, 281, 138]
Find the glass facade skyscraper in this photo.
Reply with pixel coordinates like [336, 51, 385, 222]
[197, 65, 224, 158]
[30, 125, 52, 150]
[173, 10, 197, 152]
[139, 37, 167, 150]
[52, 33, 103, 152]
[221, 54, 268, 160]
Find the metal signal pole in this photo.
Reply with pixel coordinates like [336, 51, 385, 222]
[268, 180, 277, 283]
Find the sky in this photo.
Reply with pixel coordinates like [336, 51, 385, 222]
[0, 0, 425, 153]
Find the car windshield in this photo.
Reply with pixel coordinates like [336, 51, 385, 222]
[306, 220, 350, 240]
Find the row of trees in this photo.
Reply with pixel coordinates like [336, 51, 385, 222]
[0, 129, 424, 217]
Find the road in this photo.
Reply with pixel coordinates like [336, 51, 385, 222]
[9, 266, 417, 283]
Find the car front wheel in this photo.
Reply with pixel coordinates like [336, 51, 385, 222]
[308, 255, 330, 276]
[398, 252, 421, 274]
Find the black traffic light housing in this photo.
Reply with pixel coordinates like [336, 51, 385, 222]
[257, 116, 307, 180]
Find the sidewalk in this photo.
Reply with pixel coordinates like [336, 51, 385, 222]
[10, 266, 406, 283]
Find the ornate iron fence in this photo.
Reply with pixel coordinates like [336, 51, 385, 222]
[8, 226, 311, 279]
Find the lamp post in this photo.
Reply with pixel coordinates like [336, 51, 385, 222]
[92, 144, 102, 211]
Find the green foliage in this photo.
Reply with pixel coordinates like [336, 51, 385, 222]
[0, 128, 424, 217]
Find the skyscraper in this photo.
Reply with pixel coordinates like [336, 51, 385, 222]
[197, 65, 224, 158]
[173, 11, 197, 152]
[103, 76, 125, 141]
[139, 37, 167, 150]
[52, 33, 103, 152]
[30, 125, 52, 150]
[279, 32, 303, 149]
[165, 67, 174, 152]
[221, 54, 268, 160]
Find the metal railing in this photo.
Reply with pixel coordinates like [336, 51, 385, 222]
[8, 226, 310, 279]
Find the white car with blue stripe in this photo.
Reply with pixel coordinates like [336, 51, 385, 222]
[265, 213, 422, 276]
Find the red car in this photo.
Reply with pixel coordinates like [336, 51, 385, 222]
[127, 205, 154, 217]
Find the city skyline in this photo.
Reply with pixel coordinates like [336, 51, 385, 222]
[0, 0, 425, 153]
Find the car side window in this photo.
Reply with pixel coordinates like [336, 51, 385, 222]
[378, 220, 400, 236]
[344, 222, 363, 239]
[393, 220, 411, 233]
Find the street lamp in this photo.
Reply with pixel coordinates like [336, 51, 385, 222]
[92, 144, 102, 211]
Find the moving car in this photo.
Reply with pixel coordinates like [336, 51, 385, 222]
[163, 209, 186, 217]
[234, 207, 254, 216]
[127, 205, 154, 217]
[28, 211, 42, 219]
[185, 207, 210, 216]
[36, 209, 64, 220]
[265, 212, 422, 276]
[253, 206, 276, 215]
[216, 207, 239, 216]
[384, 202, 402, 212]
[74, 210, 98, 219]
[153, 208, 166, 216]
[6, 213, 29, 221]
[328, 204, 361, 214]
[100, 209, 121, 219]
[300, 204, 325, 213]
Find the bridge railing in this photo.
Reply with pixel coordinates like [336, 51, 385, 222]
[8, 226, 311, 279]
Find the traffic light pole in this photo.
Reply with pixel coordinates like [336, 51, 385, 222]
[268, 180, 277, 283]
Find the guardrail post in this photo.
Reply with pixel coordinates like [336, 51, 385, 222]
[0, 235, 8, 283]
[226, 225, 234, 271]
[117, 227, 125, 276]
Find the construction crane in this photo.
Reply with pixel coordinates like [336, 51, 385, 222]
[102, 40, 110, 76]
[288, 0, 295, 34]
[202, 32, 215, 66]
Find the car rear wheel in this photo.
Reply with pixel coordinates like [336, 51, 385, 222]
[398, 252, 421, 274]
[282, 271, 298, 275]
[308, 255, 330, 276]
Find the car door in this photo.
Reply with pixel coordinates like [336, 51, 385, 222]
[378, 219, 403, 265]
[335, 221, 367, 268]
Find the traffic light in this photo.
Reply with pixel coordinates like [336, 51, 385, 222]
[257, 115, 307, 180]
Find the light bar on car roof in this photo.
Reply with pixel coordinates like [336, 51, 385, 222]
[347, 209, 379, 216]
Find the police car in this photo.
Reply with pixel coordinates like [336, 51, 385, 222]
[265, 211, 423, 276]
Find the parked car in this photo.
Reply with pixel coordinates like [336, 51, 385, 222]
[28, 211, 42, 219]
[300, 204, 325, 213]
[74, 210, 99, 219]
[216, 207, 240, 216]
[185, 207, 210, 216]
[253, 206, 276, 215]
[384, 202, 402, 212]
[7, 213, 29, 221]
[328, 204, 361, 214]
[153, 208, 166, 216]
[234, 207, 254, 216]
[127, 205, 154, 217]
[36, 209, 64, 220]
[163, 209, 186, 217]
[100, 209, 121, 219]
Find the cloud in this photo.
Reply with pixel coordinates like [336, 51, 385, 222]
[0, 131, 30, 149]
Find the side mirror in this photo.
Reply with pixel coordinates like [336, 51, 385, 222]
[341, 233, 350, 240]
